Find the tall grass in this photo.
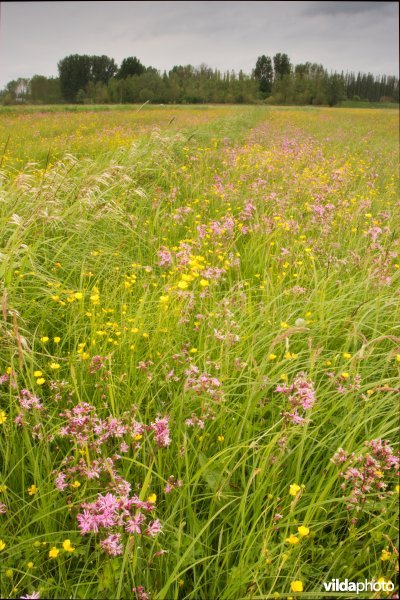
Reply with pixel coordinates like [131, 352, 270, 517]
[0, 106, 398, 599]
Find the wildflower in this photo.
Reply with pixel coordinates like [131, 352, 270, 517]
[0, 539, 6, 551]
[132, 586, 150, 600]
[62, 539, 75, 552]
[33, 371, 42, 377]
[126, 513, 145, 534]
[178, 280, 189, 290]
[396, 354, 400, 363]
[147, 493, 157, 504]
[100, 533, 123, 556]
[49, 363, 60, 370]
[20, 592, 40, 599]
[145, 518, 162, 537]
[280, 321, 289, 329]
[343, 353, 352, 359]
[40, 337, 49, 343]
[71, 480, 81, 488]
[6, 569, 12, 577]
[297, 525, 310, 537]
[54, 337, 61, 343]
[289, 483, 301, 496]
[36, 378, 45, 385]
[48, 547, 59, 558]
[159, 295, 169, 303]
[27, 562, 34, 569]
[341, 372, 350, 379]
[285, 534, 300, 545]
[74, 292, 83, 300]
[0, 410, 7, 425]
[150, 416, 171, 447]
[27, 485, 38, 496]
[200, 279, 209, 287]
[380, 549, 391, 561]
[268, 354, 277, 360]
[218, 435, 225, 442]
[290, 580, 303, 592]
[0, 485, 8, 493]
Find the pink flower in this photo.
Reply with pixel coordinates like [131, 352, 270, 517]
[145, 519, 162, 537]
[100, 533, 123, 556]
[125, 513, 145, 534]
[150, 417, 171, 448]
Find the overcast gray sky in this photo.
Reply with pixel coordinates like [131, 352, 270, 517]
[0, 1, 398, 87]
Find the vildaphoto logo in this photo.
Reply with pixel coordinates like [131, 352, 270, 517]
[323, 579, 395, 594]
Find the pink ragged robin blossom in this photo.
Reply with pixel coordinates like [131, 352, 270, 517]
[132, 586, 150, 600]
[275, 372, 317, 425]
[164, 475, 183, 494]
[332, 438, 399, 514]
[100, 533, 123, 556]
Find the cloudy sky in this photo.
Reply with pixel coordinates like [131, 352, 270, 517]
[0, 1, 398, 87]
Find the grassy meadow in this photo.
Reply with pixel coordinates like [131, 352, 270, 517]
[0, 105, 399, 599]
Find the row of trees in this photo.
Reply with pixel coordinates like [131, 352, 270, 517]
[1, 53, 398, 106]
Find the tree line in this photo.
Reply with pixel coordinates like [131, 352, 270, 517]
[1, 53, 398, 106]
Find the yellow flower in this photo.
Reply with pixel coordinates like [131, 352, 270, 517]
[285, 534, 300, 545]
[190, 348, 198, 353]
[0, 410, 7, 425]
[0, 539, 6, 551]
[71, 480, 81, 488]
[343, 352, 352, 359]
[396, 484, 400, 493]
[36, 378, 45, 385]
[54, 336, 61, 343]
[49, 363, 60, 370]
[74, 292, 83, 300]
[33, 370, 42, 377]
[40, 336, 49, 343]
[341, 372, 350, 379]
[297, 526, 310, 537]
[268, 354, 277, 360]
[147, 493, 157, 503]
[48, 547, 59, 558]
[63, 539, 75, 552]
[218, 435, 225, 442]
[0, 485, 7, 493]
[200, 279, 209, 287]
[396, 354, 400, 363]
[178, 280, 189, 290]
[159, 295, 169, 303]
[28, 485, 38, 496]
[380, 549, 391, 561]
[289, 483, 301, 496]
[27, 561, 34, 569]
[290, 580, 303, 592]
[280, 321, 289, 329]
